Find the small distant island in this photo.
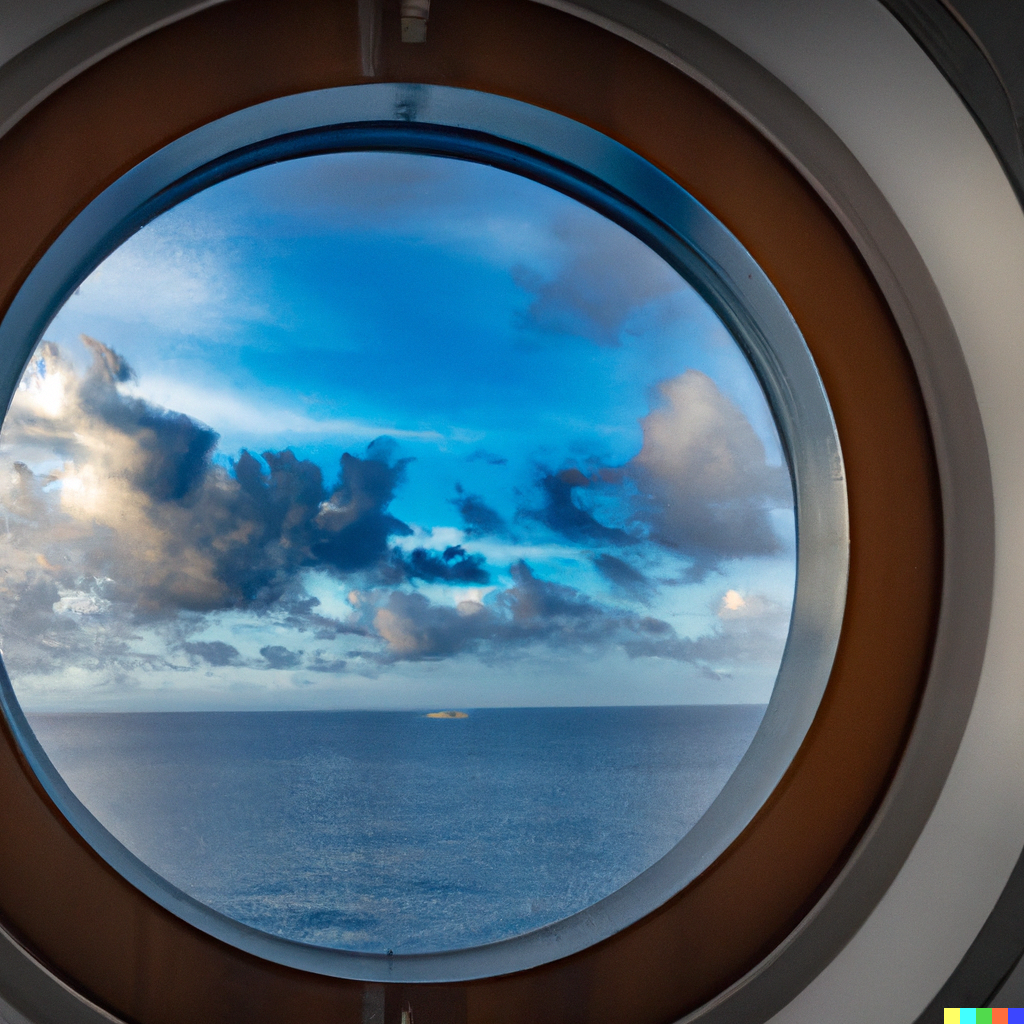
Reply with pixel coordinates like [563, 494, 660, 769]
[425, 711, 469, 719]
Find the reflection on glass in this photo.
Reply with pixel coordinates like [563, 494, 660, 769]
[0, 153, 794, 952]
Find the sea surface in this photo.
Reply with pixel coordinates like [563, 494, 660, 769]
[27, 705, 765, 953]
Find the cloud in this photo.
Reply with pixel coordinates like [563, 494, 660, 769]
[627, 370, 791, 575]
[512, 212, 685, 346]
[399, 545, 489, 585]
[65, 211, 270, 335]
[593, 553, 653, 600]
[499, 560, 605, 629]
[367, 561, 669, 663]
[260, 645, 303, 669]
[76, 337, 219, 503]
[304, 652, 347, 673]
[232, 151, 562, 267]
[0, 340, 425, 677]
[466, 449, 507, 466]
[0, 562, 176, 683]
[241, 150, 483, 224]
[0, 340, 791, 696]
[183, 640, 241, 666]
[310, 439, 413, 573]
[519, 371, 791, 577]
[360, 561, 788, 678]
[123, 375, 444, 444]
[622, 589, 791, 674]
[0, 575, 94, 675]
[525, 468, 634, 546]
[373, 591, 495, 659]
[451, 486, 509, 538]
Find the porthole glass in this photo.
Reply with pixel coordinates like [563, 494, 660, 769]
[0, 85, 846, 981]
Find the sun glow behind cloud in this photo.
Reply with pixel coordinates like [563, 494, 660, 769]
[0, 152, 796, 711]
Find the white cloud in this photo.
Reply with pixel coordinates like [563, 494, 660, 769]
[121, 376, 445, 444]
[233, 151, 565, 271]
[391, 525, 589, 568]
[718, 590, 781, 620]
[62, 213, 272, 335]
[629, 370, 792, 570]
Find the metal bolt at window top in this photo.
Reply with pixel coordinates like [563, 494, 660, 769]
[401, 0, 429, 42]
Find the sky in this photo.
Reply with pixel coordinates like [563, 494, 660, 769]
[0, 152, 796, 711]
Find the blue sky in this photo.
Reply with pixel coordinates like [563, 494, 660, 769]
[0, 152, 795, 710]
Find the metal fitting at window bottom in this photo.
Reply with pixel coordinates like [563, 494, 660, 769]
[401, 0, 429, 42]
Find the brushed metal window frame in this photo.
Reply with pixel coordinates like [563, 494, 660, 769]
[0, 82, 847, 985]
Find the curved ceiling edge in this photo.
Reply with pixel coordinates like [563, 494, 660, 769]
[0, 924, 119, 1024]
[874, 0, 1024, 212]
[0, 0, 229, 140]
[529, 1, 993, 1021]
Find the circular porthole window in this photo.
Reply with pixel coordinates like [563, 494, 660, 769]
[0, 85, 845, 982]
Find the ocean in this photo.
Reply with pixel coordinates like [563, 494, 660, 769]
[27, 705, 765, 953]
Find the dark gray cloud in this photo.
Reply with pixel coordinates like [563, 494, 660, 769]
[183, 640, 240, 667]
[0, 340, 423, 621]
[260, 645, 303, 669]
[498, 560, 605, 629]
[311, 439, 413, 573]
[451, 485, 509, 538]
[304, 652, 348, 673]
[525, 468, 634, 546]
[80, 336, 218, 503]
[374, 591, 496, 660]
[0, 339, 444, 678]
[593, 554, 653, 600]
[0, 340, 790, 687]
[371, 560, 665, 662]
[399, 545, 489, 584]
[367, 558, 787, 673]
[512, 213, 684, 346]
[519, 371, 790, 577]
[466, 449, 507, 466]
[626, 371, 791, 576]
